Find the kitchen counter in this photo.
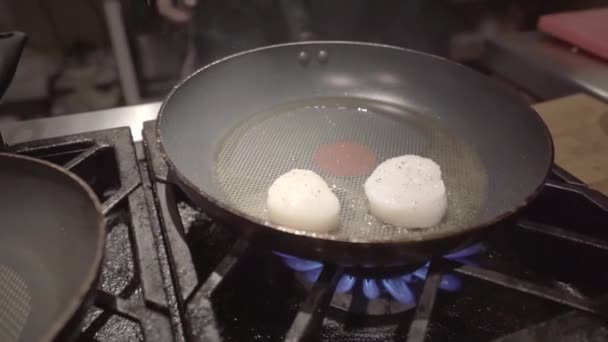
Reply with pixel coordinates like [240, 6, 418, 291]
[482, 32, 608, 102]
[0, 102, 161, 144]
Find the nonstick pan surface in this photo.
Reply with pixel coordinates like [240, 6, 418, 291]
[0, 153, 105, 341]
[157, 42, 553, 266]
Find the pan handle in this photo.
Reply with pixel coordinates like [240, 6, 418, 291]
[0, 31, 27, 151]
[0, 32, 27, 100]
[543, 179, 608, 211]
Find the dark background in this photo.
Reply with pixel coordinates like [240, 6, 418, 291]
[0, 0, 607, 120]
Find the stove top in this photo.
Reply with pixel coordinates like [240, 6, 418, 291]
[3, 121, 608, 341]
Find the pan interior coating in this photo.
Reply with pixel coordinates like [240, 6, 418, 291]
[215, 97, 488, 242]
[0, 264, 30, 342]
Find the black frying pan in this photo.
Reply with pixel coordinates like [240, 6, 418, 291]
[0, 32, 105, 342]
[0, 153, 105, 342]
[157, 42, 553, 267]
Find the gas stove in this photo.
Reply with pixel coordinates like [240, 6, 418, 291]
[1, 113, 607, 341]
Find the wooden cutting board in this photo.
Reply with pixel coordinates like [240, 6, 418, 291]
[532, 94, 608, 194]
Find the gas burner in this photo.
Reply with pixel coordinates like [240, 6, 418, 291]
[141, 120, 608, 341]
[276, 243, 486, 315]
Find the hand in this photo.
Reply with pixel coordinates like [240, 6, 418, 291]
[156, 0, 197, 23]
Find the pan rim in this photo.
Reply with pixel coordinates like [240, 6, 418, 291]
[156, 40, 554, 245]
[0, 152, 106, 342]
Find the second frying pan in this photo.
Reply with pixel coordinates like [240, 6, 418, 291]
[157, 41, 553, 267]
[0, 153, 105, 341]
[0, 31, 105, 341]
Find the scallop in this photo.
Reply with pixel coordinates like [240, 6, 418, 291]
[364, 155, 447, 228]
[267, 169, 340, 232]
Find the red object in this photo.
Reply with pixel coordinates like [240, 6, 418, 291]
[538, 7, 608, 60]
[313, 141, 376, 177]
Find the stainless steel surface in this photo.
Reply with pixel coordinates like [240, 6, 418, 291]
[0, 102, 160, 144]
[482, 32, 608, 102]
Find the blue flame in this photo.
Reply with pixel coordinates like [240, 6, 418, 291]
[444, 243, 486, 260]
[304, 268, 323, 282]
[438, 274, 462, 292]
[382, 278, 415, 304]
[275, 242, 485, 305]
[363, 279, 380, 299]
[284, 257, 324, 272]
[402, 274, 415, 282]
[336, 275, 356, 293]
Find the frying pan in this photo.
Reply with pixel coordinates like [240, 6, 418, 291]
[157, 41, 553, 267]
[0, 33, 105, 341]
[0, 153, 105, 342]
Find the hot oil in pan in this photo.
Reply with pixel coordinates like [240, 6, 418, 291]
[215, 98, 488, 241]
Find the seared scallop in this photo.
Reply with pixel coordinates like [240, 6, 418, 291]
[267, 169, 340, 232]
[364, 155, 447, 228]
